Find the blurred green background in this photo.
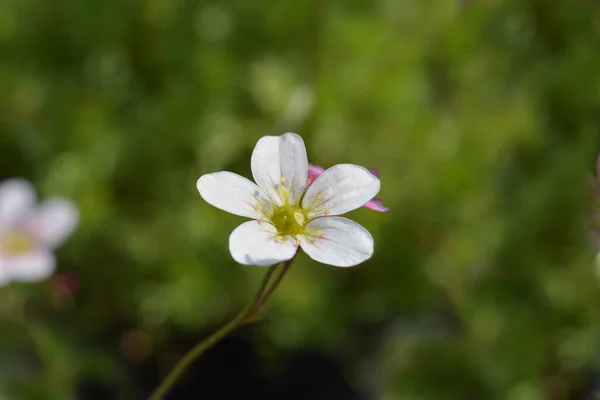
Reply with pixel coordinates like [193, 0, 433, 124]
[2, 0, 600, 398]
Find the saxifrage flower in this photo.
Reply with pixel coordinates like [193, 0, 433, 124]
[0, 179, 78, 285]
[197, 132, 381, 267]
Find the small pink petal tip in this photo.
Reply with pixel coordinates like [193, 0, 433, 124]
[364, 198, 389, 212]
[308, 164, 325, 183]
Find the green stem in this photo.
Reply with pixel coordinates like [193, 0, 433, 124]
[148, 257, 295, 400]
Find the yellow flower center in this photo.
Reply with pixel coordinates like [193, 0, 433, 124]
[270, 204, 307, 237]
[1, 231, 35, 255]
[267, 178, 312, 237]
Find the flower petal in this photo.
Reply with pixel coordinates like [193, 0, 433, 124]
[308, 164, 325, 183]
[364, 198, 389, 212]
[298, 217, 374, 267]
[302, 164, 380, 218]
[229, 220, 297, 266]
[28, 198, 79, 248]
[0, 267, 11, 287]
[0, 179, 36, 225]
[369, 168, 379, 178]
[0, 250, 56, 282]
[197, 172, 274, 220]
[251, 133, 308, 206]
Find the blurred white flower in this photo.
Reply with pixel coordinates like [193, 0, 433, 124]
[0, 179, 78, 286]
[197, 132, 380, 267]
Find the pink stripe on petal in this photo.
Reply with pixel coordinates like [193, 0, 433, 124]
[364, 198, 389, 212]
[369, 168, 379, 178]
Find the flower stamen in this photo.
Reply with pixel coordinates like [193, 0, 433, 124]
[293, 212, 305, 225]
[324, 210, 330, 215]
[280, 176, 287, 184]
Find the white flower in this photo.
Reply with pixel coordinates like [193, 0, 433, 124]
[197, 132, 380, 267]
[0, 179, 79, 286]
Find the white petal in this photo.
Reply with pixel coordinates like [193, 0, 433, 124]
[0, 250, 56, 282]
[251, 132, 308, 206]
[301, 164, 380, 219]
[229, 220, 297, 266]
[28, 198, 79, 248]
[197, 172, 274, 219]
[0, 267, 11, 287]
[0, 179, 36, 225]
[298, 217, 374, 267]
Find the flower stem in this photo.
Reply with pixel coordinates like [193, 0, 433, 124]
[148, 257, 295, 400]
[245, 256, 295, 321]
